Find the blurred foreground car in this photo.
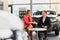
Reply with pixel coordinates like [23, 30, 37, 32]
[32, 9, 59, 36]
[0, 11, 28, 40]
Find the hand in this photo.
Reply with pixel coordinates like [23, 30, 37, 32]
[44, 26, 47, 29]
[27, 24, 33, 30]
[29, 24, 33, 28]
[32, 21, 37, 24]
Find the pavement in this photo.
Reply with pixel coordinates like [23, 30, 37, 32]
[47, 32, 60, 40]
[29, 31, 60, 40]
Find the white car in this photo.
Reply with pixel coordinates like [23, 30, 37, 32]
[32, 9, 59, 36]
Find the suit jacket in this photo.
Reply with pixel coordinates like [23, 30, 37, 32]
[23, 15, 32, 29]
[38, 16, 51, 29]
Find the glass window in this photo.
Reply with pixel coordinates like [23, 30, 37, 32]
[51, 0, 57, 3]
[32, 0, 49, 3]
[58, 0, 60, 2]
[8, 0, 12, 5]
[57, 4, 60, 13]
[13, 0, 30, 4]
[13, 5, 30, 17]
[32, 5, 50, 14]
[50, 4, 57, 11]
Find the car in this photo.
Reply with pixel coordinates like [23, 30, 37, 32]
[32, 9, 59, 36]
[57, 13, 60, 30]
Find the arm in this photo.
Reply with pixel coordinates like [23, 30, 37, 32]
[30, 16, 33, 22]
[47, 18, 51, 29]
[24, 16, 30, 25]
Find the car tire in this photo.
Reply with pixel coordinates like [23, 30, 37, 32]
[55, 29, 59, 36]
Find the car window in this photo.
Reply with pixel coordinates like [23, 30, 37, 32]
[33, 11, 56, 15]
[47, 11, 56, 15]
[33, 11, 42, 15]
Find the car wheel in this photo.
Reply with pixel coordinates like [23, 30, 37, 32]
[55, 29, 59, 36]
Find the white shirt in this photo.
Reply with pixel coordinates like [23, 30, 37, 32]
[43, 16, 46, 23]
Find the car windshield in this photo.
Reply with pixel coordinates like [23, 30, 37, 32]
[33, 11, 56, 15]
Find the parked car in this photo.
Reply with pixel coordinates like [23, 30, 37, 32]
[32, 9, 59, 36]
[57, 13, 60, 30]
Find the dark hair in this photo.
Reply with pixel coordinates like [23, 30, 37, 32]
[26, 9, 30, 15]
[42, 10, 47, 13]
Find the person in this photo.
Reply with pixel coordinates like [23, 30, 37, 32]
[38, 10, 51, 40]
[23, 9, 37, 40]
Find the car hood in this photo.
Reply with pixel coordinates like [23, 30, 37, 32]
[32, 15, 57, 18]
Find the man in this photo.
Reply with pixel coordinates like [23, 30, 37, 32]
[38, 10, 51, 40]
